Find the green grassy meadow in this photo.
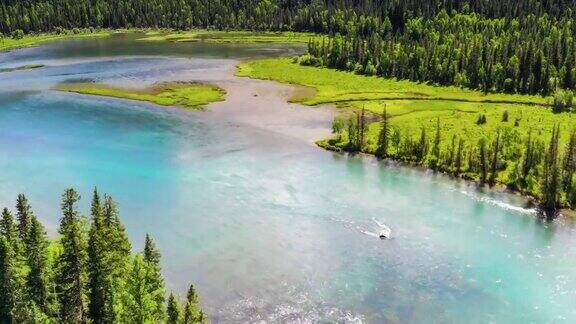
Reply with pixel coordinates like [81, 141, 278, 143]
[55, 82, 226, 110]
[237, 58, 574, 147]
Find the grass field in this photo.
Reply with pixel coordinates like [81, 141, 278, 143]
[237, 58, 574, 147]
[0, 30, 111, 52]
[138, 30, 321, 44]
[55, 82, 226, 110]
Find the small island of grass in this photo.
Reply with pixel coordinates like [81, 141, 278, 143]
[55, 81, 226, 109]
[0, 63, 45, 73]
[0, 29, 111, 52]
[138, 30, 320, 44]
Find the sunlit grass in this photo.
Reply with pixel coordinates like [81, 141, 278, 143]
[55, 82, 226, 110]
[237, 57, 574, 147]
[139, 30, 321, 44]
[0, 30, 111, 52]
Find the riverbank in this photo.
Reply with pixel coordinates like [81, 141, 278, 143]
[55, 81, 226, 110]
[237, 57, 576, 213]
[137, 30, 321, 44]
[0, 29, 112, 52]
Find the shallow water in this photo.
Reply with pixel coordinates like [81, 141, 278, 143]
[1, 34, 575, 323]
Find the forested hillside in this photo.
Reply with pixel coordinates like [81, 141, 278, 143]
[0, 189, 204, 323]
[3, 0, 576, 96]
[2, 0, 575, 33]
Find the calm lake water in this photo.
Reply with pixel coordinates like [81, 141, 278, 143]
[1, 33, 575, 323]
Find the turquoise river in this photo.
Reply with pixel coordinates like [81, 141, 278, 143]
[0, 33, 575, 322]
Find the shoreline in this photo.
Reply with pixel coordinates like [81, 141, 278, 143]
[235, 59, 575, 217]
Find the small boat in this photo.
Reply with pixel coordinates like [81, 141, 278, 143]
[379, 226, 392, 239]
[374, 219, 392, 239]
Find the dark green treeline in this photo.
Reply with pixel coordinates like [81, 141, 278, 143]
[3, 1, 576, 96]
[305, 10, 576, 97]
[331, 111, 576, 216]
[0, 188, 204, 323]
[2, 0, 575, 33]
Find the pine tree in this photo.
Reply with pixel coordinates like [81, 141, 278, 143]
[56, 188, 88, 323]
[431, 118, 441, 168]
[122, 254, 157, 323]
[414, 127, 425, 161]
[183, 284, 202, 324]
[0, 208, 22, 253]
[88, 188, 109, 323]
[542, 125, 561, 216]
[455, 139, 464, 174]
[357, 106, 367, 152]
[0, 236, 18, 323]
[167, 293, 182, 324]
[521, 130, 537, 186]
[562, 129, 576, 193]
[479, 138, 488, 183]
[16, 194, 33, 244]
[376, 105, 389, 158]
[143, 234, 165, 321]
[88, 190, 132, 323]
[489, 129, 502, 185]
[26, 216, 57, 317]
[0, 236, 29, 322]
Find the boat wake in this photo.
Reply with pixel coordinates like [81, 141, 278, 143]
[458, 189, 538, 215]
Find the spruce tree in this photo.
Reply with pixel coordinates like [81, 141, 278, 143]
[183, 284, 202, 324]
[542, 125, 561, 216]
[562, 129, 576, 192]
[26, 216, 57, 317]
[56, 188, 88, 323]
[16, 194, 33, 245]
[167, 293, 182, 324]
[455, 139, 464, 174]
[376, 106, 389, 158]
[0, 236, 18, 323]
[0, 208, 22, 252]
[0, 235, 29, 322]
[489, 129, 502, 185]
[88, 190, 132, 322]
[431, 118, 441, 168]
[123, 254, 157, 323]
[479, 139, 488, 183]
[143, 234, 165, 321]
[88, 188, 109, 323]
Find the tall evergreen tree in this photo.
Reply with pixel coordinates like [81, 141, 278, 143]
[143, 234, 165, 321]
[376, 106, 389, 158]
[479, 139, 488, 183]
[122, 254, 158, 323]
[167, 293, 182, 324]
[26, 216, 57, 317]
[562, 129, 576, 192]
[183, 284, 203, 324]
[431, 118, 441, 169]
[489, 129, 502, 185]
[0, 208, 22, 253]
[15, 194, 33, 244]
[56, 188, 88, 323]
[542, 125, 561, 216]
[88, 188, 109, 323]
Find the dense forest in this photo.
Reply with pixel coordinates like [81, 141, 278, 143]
[0, 189, 204, 323]
[2, 0, 576, 97]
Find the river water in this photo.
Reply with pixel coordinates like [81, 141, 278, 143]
[0, 33, 575, 323]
